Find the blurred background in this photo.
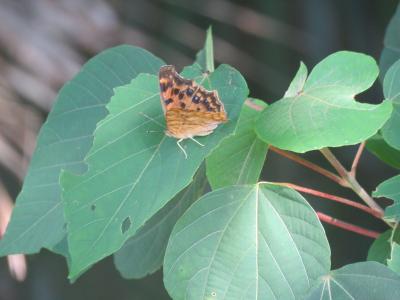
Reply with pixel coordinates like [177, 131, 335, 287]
[0, 0, 398, 299]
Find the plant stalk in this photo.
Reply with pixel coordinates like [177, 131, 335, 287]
[320, 148, 384, 215]
[317, 212, 380, 239]
[272, 182, 382, 218]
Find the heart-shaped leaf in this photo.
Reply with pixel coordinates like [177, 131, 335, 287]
[0, 46, 164, 257]
[164, 183, 330, 300]
[306, 262, 400, 300]
[61, 63, 248, 279]
[206, 99, 268, 189]
[255, 51, 392, 153]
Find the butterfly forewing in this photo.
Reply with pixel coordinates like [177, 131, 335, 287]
[158, 65, 227, 139]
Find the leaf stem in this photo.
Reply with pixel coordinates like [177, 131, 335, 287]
[316, 212, 380, 239]
[272, 182, 383, 218]
[244, 99, 264, 111]
[350, 142, 365, 177]
[269, 146, 348, 187]
[320, 148, 384, 215]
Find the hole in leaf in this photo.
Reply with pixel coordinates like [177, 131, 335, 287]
[90, 204, 96, 211]
[121, 216, 131, 234]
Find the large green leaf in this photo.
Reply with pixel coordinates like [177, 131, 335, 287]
[366, 133, 400, 169]
[61, 64, 248, 279]
[255, 51, 392, 153]
[380, 3, 400, 81]
[114, 165, 208, 279]
[163, 183, 330, 300]
[373, 175, 400, 222]
[306, 262, 400, 300]
[206, 99, 268, 189]
[381, 59, 400, 150]
[0, 46, 164, 257]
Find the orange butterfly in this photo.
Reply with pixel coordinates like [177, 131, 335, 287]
[158, 65, 227, 158]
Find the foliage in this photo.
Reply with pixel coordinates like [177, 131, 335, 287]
[2, 6, 400, 299]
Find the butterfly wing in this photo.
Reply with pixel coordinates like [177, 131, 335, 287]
[158, 65, 227, 139]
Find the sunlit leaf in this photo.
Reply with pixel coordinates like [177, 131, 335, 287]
[0, 46, 164, 257]
[255, 51, 392, 153]
[164, 183, 330, 300]
[61, 64, 248, 279]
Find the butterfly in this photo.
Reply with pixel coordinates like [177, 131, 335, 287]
[158, 65, 227, 158]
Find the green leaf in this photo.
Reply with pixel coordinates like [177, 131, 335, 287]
[114, 165, 208, 279]
[373, 175, 400, 222]
[163, 183, 331, 300]
[388, 243, 400, 275]
[0, 46, 164, 257]
[206, 99, 268, 189]
[306, 262, 400, 300]
[381, 59, 400, 150]
[255, 51, 392, 153]
[367, 230, 392, 264]
[61, 64, 248, 279]
[195, 26, 214, 72]
[366, 133, 400, 169]
[380, 3, 400, 80]
[284, 62, 308, 98]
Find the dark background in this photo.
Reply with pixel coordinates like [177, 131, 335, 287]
[0, 0, 398, 299]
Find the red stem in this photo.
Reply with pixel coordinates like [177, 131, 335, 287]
[350, 142, 365, 176]
[269, 146, 348, 187]
[317, 212, 379, 239]
[273, 182, 382, 218]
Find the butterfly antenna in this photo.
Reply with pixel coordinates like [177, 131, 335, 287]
[139, 112, 165, 128]
[177, 139, 188, 159]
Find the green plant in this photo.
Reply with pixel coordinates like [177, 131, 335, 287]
[1, 11, 400, 300]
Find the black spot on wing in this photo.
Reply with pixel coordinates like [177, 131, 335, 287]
[164, 98, 173, 105]
[192, 95, 200, 103]
[186, 88, 194, 96]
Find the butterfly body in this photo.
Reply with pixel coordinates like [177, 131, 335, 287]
[158, 65, 227, 157]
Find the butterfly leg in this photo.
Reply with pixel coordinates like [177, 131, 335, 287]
[189, 137, 204, 147]
[177, 139, 188, 159]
